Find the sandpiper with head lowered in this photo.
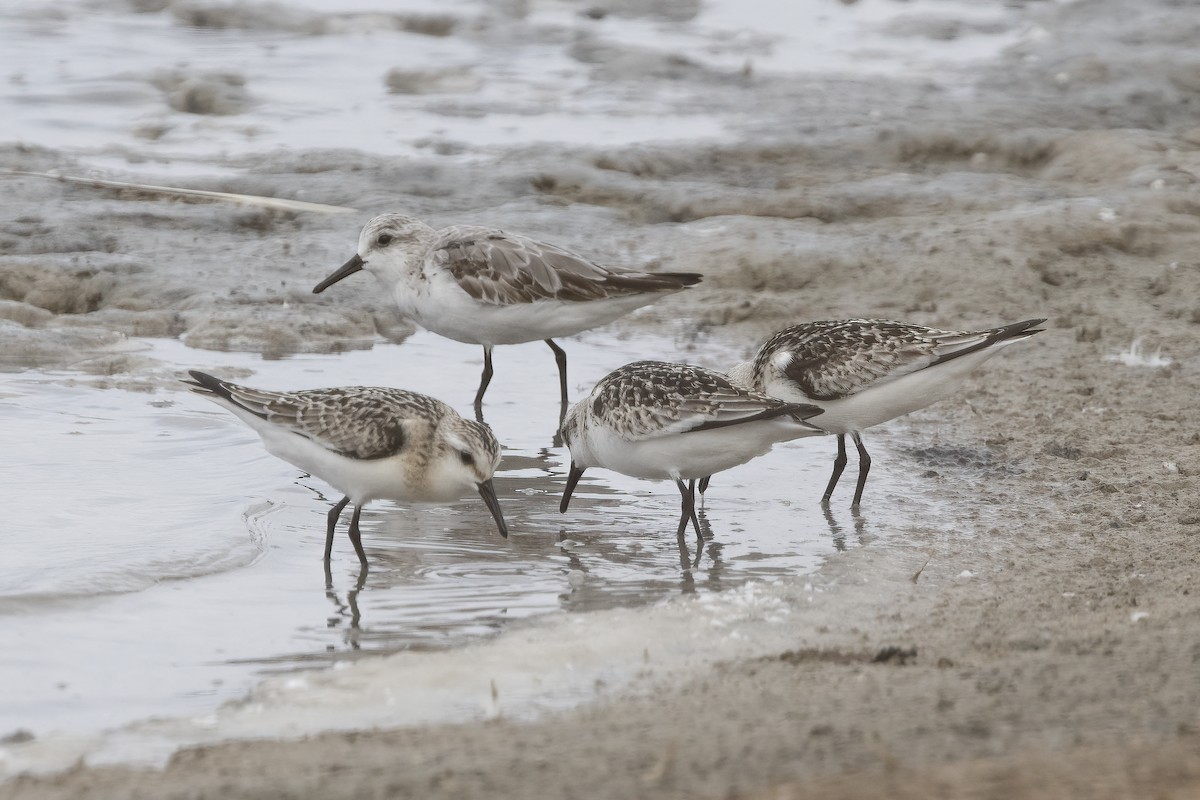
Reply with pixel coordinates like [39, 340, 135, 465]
[558, 361, 824, 560]
[312, 214, 702, 415]
[183, 371, 507, 569]
[722, 318, 1046, 507]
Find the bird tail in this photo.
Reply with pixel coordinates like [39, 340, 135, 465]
[181, 370, 236, 402]
[929, 318, 1046, 368]
[787, 402, 824, 426]
[605, 271, 702, 294]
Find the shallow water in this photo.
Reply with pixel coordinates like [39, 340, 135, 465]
[1, 0, 1026, 172]
[0, 0, 1025, 775]
[0, 328, 940, 749]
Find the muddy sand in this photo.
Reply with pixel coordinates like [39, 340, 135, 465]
[4, 0, 1200, 796]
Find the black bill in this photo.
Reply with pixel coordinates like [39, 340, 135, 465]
[559, 463, 585, 513]
[313, 253, 365, 294]
[477, 479, 508, 538]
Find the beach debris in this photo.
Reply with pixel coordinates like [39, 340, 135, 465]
[0, 169, 357, 214]
[911, 552, 933, 584]
[1106, 338, 1172, 368]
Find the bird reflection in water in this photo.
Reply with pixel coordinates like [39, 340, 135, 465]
[324, 561, 368, 649]
[822, 503, 869, 552]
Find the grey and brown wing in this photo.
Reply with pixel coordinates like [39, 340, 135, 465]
[215, 380, 443, 460]
[430, 226, 701, 305]
[767, 321, 947, 401]
[593, 361, 821, 440]
[765, 318, 1046, 400]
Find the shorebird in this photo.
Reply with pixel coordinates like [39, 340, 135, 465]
[312, 213, 702, 414]
[722, 318, 1046, 507]
[183, 371, 508, 568]
[558, 361, 824, 558]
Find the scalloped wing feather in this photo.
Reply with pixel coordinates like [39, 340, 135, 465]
[221, 385, 445, 460]
[431, 227, 697, 305]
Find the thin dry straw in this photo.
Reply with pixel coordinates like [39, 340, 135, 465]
[0, 169, 358, 214]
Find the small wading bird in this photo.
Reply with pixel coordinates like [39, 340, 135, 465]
[183, 371, 508, 568]
[558, 361, 824, 562]
[718, 318, 1046, 507]
[313, 213, 702, 415]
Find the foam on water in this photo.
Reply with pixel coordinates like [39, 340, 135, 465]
[0, 329, 949, 775]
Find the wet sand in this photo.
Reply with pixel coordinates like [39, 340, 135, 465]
[5, 0, 1200, 796]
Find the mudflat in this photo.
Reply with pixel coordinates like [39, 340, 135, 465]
[4, 0, 1200, 797]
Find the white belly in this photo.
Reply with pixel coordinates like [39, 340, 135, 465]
[397, 278, 672, 346]
[765, 346, 1012, 434]
[587, 418, 817, 481]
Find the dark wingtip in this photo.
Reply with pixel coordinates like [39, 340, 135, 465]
[183, 369, 219, 392]
[1017, 318, 1048, 336]
[183, 370, 237, 403]
[790, 403, 825, 422]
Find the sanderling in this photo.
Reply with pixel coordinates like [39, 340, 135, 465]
[558, 361, 823, 558]
[184, 371, 507, 568]
[723, 318, 1046, 507]
[312, 213, 702, 414]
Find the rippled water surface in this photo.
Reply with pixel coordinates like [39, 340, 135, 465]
[0, 330, 942, 741]
[0, 0, 1015, 765]
[0, 0, 1023, 169]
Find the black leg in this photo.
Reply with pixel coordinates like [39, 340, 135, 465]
[821, 434, 848, 504]
[347, 504, 368, 568]
[851, 432, 871, 508]
[698, 475, 711, 495]
[686, 479, 703, 548]
[324, 496, 350, 562]
[674, 479, 701, 565]
[474, 345, 494, 417]
[674, 479, 691, 541]
[545, 339, 569, 407]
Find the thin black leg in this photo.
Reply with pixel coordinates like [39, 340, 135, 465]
[674, 478, 701, 566]
[820, 434, 848, 504]
[545, 339, 569, 407]
[324, 496, 350, 562]
[686, 479, 703, 548]
[674, 479, 691, 542]
[347, 504, 368, 568]
[698, 475, 711, 495]
[474, 345, 494, 417]
[851, 432, 871, 508]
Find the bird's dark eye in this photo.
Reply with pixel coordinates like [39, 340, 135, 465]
[459, 451, 474, 466]
[377, 233, 393, 246]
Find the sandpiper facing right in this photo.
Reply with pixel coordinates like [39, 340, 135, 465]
[184, 371, 508, 569]
[724, 318, 1046, 507]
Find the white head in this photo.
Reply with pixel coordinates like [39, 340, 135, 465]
[431, 416, 508, 538]
[312, 213, 436, 295]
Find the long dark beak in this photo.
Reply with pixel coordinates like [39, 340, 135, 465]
[313, 254, 365, 294]
[559, 463, 585, 513]
[477, 479, 508, 538]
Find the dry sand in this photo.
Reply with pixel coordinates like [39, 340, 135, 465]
[4, 0, 1200, 796]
